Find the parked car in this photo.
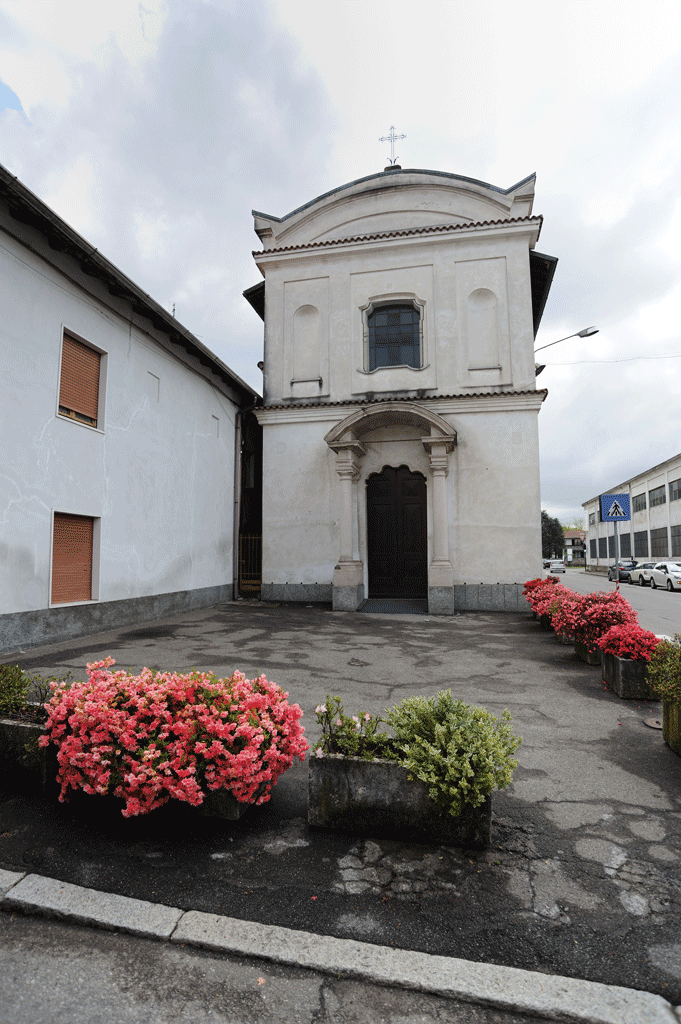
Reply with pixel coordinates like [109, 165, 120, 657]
[629, 561, 657, 586]
[543, 559, 551, 569]
[607, 561, 637, 582]
[649, 562, 681, 591]
[549, 559, 565, 573]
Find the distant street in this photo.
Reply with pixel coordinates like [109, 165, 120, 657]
[543, 566, 681, 638]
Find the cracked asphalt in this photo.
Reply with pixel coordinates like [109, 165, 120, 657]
[1, 600, 681, 1005]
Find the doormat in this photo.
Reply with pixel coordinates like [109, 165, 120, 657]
[359, 599, 428, 615]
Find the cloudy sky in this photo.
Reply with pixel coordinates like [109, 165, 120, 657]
[2, 0, 680, 525]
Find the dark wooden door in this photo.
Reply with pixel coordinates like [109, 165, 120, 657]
[366, 466, 427, 598]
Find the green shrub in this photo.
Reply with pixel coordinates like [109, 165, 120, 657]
[0, 664, 32, 718]
[647, 635, 681, 703]
[314, 690, 521, 817]
[0, 665, 71, 722]
[385, 691, 521, 817]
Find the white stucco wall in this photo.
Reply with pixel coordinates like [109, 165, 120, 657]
[0, 229, 238, 616]
[259, 396, 542, 591]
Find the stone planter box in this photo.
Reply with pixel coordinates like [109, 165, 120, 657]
[574, 641, 601, 665]
[308, 754, 492, 849]
[663, 700, 681, 756]
[199, 786, 262, 820]
[0, 716, 58, 795]
[601, 652, 654, 700]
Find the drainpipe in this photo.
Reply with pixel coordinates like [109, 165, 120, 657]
[233, 410, 243, 600]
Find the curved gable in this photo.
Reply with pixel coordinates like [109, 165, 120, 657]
[254, 169, 535, 250]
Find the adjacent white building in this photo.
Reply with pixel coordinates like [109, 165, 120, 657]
[583, 453, 681, 567]
[245, 167, 556, 613]
[0, 165, 258, 652]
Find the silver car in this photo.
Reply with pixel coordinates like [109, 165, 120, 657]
[629, 561, 657, 586]
[649, 562, 681, 591]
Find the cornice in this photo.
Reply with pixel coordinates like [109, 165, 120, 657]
[252, 216, 543, 267]
[255, 389, 547, 425]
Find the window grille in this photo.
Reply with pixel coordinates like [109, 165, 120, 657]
[367, 304, 421, 370]
[634, 531, 649, 558]
[632, 493, 646, 513]
[650, 527, 668, 558]
[598, 537, 607, 558]
[649, 485, 666, 507]
[672, 525, 681, 558]
[590, 538, 597, 558]
[620, 533, 631, 557]
[669, 478, 681, 502]
[608, 535, 616, 558]
[59, 333, 101, 427]
[51, 513, 93, 604]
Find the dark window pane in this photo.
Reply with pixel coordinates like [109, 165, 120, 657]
[368, 303, 420, 371]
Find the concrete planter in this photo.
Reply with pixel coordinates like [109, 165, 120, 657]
[602, 652, 654, 700]
[538, 614, 552, 630]
[663, 700, 681, 756]
[308, 754, 492, 849]
[0, 715, 58, 794]
[199, 785, 264, 820]
[574, 641, 601, 666]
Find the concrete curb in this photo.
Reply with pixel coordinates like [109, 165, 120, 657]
[1, 872, 679, 1024]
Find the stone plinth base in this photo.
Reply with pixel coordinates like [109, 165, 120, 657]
[452, 584, 525, 613]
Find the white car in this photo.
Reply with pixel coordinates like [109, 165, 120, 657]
[649, 562, 681, 591]
[629, 561, 657, 587]
[549, 559, 565, 573]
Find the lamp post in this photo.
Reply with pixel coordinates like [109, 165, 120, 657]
[534, 326, 598, 375]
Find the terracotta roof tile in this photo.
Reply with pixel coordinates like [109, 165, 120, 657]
[261, 389, 547, 411]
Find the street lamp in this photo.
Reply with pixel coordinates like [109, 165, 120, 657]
[534, 326, 598, 375]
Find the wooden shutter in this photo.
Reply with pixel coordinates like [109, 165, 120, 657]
[51, 513, 93, 604]
[59, 334, 100, 425]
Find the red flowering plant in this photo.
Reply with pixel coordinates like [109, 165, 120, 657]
[39, 658, 308, 817]
[596, 623, 661, 662]
[523, 577, 561, 614]
[536, 584, 572, 620]
[551, 592, 637, 654]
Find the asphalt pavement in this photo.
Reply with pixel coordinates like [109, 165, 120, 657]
[1, 597, 681, 1023]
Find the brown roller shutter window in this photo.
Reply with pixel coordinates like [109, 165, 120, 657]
[59, 333, 100, 426]
[51, 513, 93, 604]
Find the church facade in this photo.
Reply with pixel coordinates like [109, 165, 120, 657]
[246, 167, 556, 614]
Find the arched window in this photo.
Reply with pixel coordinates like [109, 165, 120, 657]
[367, 303, 421, 371]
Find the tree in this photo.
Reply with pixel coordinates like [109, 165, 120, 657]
[562, 516, 585, 532]
[542, 510, 565, 559]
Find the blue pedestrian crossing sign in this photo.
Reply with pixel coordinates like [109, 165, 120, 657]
[600, 494, 631, 522]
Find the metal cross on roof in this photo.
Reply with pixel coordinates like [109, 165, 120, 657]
[379, 125, 406, 165]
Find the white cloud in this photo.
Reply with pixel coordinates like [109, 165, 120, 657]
[1, 0, 680, 520]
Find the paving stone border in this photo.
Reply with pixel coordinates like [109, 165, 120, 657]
[1, 872, 679, 1024]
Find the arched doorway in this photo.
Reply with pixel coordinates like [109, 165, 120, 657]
[366, 466, 427, 599]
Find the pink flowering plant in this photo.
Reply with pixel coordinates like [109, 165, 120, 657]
[313, 696, 388, 760]
[551, 591, 637, 654]
[596, 623, 661, 662]
[39, 658, 308, 817]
